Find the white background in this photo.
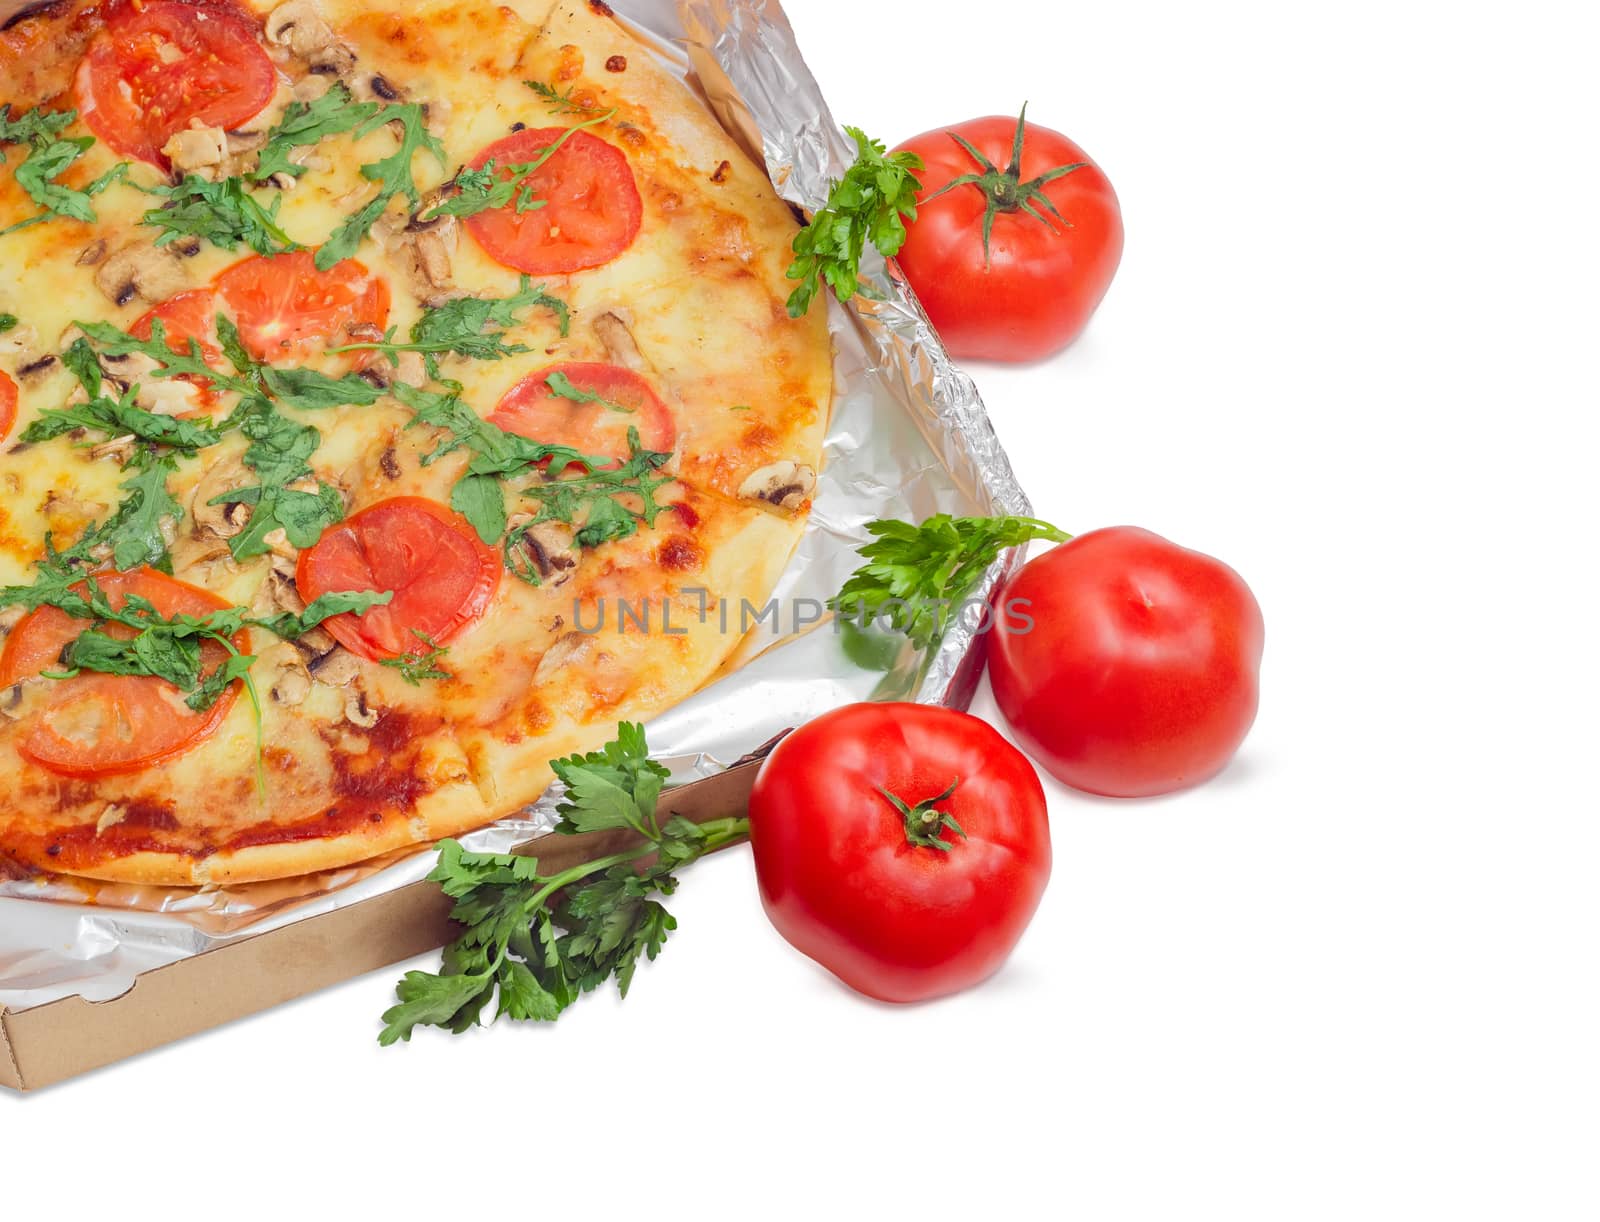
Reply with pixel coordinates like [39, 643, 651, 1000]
[5, 0, 1597, 1216]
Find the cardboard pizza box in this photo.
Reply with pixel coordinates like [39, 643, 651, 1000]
[0, 760, 763, 1092]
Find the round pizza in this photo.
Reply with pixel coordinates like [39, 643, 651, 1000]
[0, 0, 831, 884]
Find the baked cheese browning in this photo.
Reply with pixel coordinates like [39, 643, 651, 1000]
[0, 0, 833, 885]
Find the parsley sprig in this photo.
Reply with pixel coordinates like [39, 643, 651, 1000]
[0, 105, 128, 238]
[786, 126, 923, 317]
[831, 514, 1070, 650]
[380, 722, 746, 1042]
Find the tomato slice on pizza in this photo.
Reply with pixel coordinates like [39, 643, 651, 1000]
[214, 251, 391, 363]
[489, 361, 676, 470]
[297, 497, 502, 662]
[464, 128, 643, 275]
[0, 370, 16, 443]
[73, 0, 277, 169]
[0, 569, 245, 778]
[131, 288, 225, 412]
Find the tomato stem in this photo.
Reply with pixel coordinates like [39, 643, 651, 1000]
[878, 779, 967, 852]
[924, 103, 1089, 269]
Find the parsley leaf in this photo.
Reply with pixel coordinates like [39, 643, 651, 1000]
[379, 723, 745, 1043]
[786, 126, 923, 317]
[252, 85, 381, 183]
[330, 276, 569, 380]
[0, 105, 128, 237]
[831, 514, 1070, 651]
[317, 103, 447, 269]
[0, 313, 17, 333]
[140, 174, 298, 256]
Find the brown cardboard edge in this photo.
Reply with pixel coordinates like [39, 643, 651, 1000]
[0, 755, 769, 1093]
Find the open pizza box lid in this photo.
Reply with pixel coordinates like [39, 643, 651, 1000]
[0, 0, 1027, 1091]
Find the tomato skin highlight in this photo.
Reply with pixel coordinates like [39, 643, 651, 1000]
[296, 497, 501, 662]
[989, 527, 1265, 798]
[489, 361, 675, 469]
[892, 114, 1123, 362]
[463, 128, 643, 275]
[748, 702, 1051, 1004]
[73, 0, 277, 168]
[0, 568, 244, 778]
[0, 370, 16, 443]
[213, 251, 390, 363]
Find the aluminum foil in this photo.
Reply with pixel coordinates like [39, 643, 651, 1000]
[0, 0, 1032, 1013]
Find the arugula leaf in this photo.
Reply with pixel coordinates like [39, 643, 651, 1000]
[420, 110, 614, 223]
[249, 588, 393, 640]
[0, 106, 127, 237]
[77, 318, 259, 398]
[252, 85, 381, 183]
[318, 103, 447, 269]
[260, 365, 384, 411]
[45, 457, 184, 574]
[786, 126, 923, 317]
[378, 629, 451, 685]
[23, 340, 226, 452]
[331, 277, 569, 380]
[379, 724, 744, 1043]
[544, 369, 630, 413]
[524, 78, 607, 118]
[392, 382, 600, 545]
[141, 174, 298, 256]
[831, 514, 1070, 651]
[515, 427, 675, 550]
[220, 398, 345, 559]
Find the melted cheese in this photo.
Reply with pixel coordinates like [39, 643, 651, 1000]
[0, 0, 830, 883]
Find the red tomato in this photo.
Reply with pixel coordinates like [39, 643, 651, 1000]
[131, 288, 222, 411]
[748, 702, 1051, 1003]
[463, 128, 642, 275]
[0, 569, 244, 777]
[0, 370, 16, 443]
[296, 497, 501, 662]
[488, 361, 675, 470]
[989, 527, 1264, 798]
[892, 108, 1123, 362]
[73, 0, 276, 168]
[213, 251, 390, 363]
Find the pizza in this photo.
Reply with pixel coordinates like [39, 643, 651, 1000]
[0, 0, 831, 885]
